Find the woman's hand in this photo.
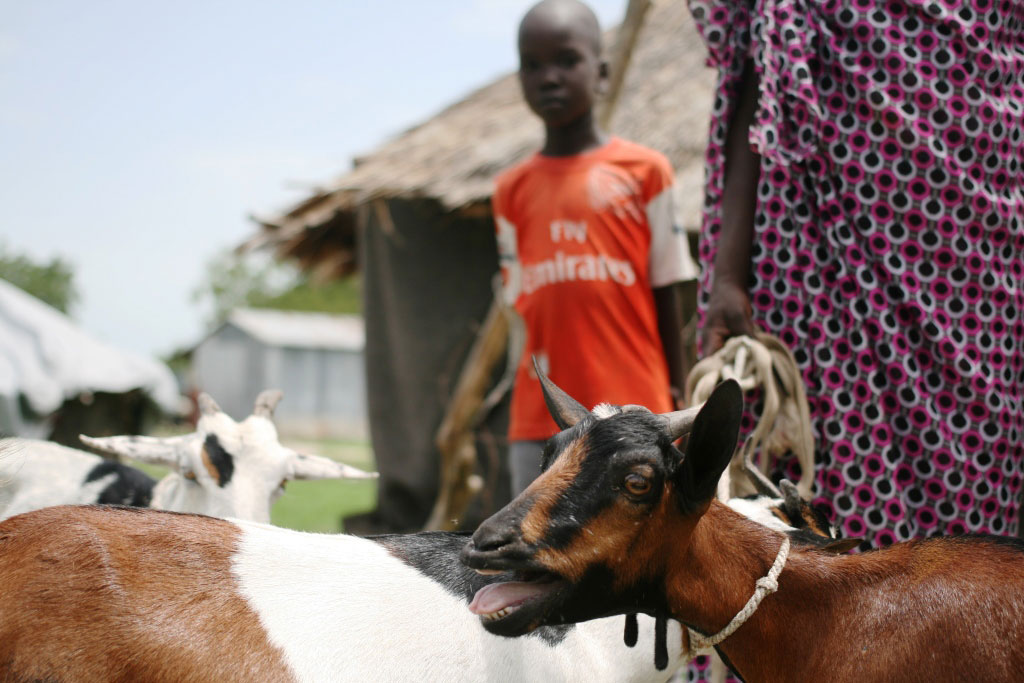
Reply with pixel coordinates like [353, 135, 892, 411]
[701, 279, 753, 356]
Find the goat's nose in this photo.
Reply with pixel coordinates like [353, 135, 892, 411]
[470, 518, 517, 552]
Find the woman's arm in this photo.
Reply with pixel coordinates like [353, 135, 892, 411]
[701, 58, 761, 356]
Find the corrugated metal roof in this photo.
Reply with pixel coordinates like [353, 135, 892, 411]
[225, 308, 364, 351]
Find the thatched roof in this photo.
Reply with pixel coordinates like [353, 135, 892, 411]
[244, 0, 714, 279]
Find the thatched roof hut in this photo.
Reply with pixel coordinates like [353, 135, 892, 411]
[241, 1, 715, 534]
[243, 0, 713, 279]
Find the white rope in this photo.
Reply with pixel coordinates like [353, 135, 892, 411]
[686, 333, 816, 500]
[684, 536, 790, 660]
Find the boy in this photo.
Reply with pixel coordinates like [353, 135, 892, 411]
[495, 0, 696, 494]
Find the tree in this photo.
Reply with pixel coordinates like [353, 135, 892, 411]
[192, 250, 361, 328]
[0, 242, 79, 314]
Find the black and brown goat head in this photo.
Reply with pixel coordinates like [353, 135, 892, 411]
[460, 363, 743, 636]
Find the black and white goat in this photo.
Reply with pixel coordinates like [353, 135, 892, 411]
[0, 390, 373, 523]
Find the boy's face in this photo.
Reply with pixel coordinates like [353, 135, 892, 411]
[517, 16, 606, 128]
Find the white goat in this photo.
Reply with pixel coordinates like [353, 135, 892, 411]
[0, 390, 374, 523]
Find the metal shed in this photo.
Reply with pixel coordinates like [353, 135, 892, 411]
[192, 308, 367, 439]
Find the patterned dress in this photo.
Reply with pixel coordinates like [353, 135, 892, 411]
[688, 1, 1023, 677]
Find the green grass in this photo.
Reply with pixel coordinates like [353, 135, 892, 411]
[128, 436, 377, 534]
[271, 478, 376, 533]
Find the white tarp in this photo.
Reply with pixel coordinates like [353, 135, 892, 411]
[0, 278, 180, 436]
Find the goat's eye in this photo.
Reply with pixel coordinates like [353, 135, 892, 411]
[624, 473, 651, 496]
[279, 479, 287, 490]
[183, 471, 197, 481]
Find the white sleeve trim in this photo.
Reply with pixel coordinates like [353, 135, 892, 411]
[495, 214, 521, 305]
[647, 185, 698, 286]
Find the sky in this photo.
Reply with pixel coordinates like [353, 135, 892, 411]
[1, 0, 625, 359]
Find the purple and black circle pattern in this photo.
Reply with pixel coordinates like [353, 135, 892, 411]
[685, 0, 1023, 674]
[693, 0, 1024, 541]
[687, 0, 1023, 675]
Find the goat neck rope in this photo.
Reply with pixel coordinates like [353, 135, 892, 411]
[685, 535, 791, 660]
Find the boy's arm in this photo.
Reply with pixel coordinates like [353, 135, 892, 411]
[492, 177, 521, 307]
[701, 58, 760, 356]
[494, 215, 521, 306]
[645, 159, 697, 409]
[654, 284, 687, 408]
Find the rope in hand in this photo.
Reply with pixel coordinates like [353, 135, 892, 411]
[685, 331, 815, 500]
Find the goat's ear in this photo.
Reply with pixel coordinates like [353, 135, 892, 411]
[288, 452, 378, 481]
[80, 433, 194, 468]
[534, 356, 590, 429]
[673, 380, 742, 513]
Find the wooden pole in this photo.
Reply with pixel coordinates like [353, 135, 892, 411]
[597, 0, 654, 130]
[424, 294, 510, 531]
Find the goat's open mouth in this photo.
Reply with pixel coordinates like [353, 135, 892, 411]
[467, 569, 568, 634]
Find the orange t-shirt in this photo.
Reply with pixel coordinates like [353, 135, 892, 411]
[493, 137, 694, 441]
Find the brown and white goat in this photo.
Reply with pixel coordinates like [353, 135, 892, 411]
[0, 455, 841, 682]
[461, 370, 1024, 682]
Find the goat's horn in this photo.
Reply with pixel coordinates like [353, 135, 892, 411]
[533, 356, 590, 429]
[779, 478, 803, 507]
[254, 389, 283, 418]
[660, 405, 701, 441]
[742, 440, 782, 498]
[197, 393, 221, 416]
